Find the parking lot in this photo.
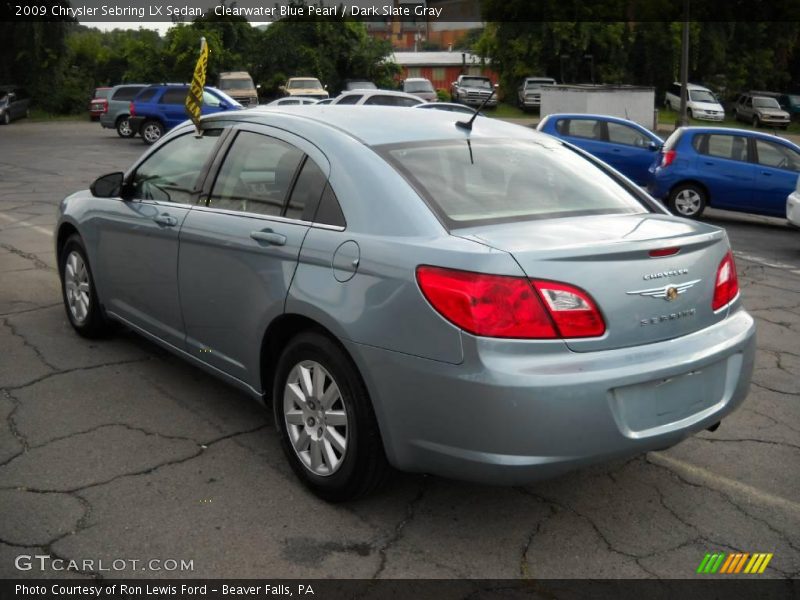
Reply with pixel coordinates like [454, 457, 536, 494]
[0, 120, 798, 580]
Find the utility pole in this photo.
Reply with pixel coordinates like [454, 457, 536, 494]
[677, 0, 690, 128]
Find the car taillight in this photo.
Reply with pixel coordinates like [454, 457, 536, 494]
[415, 266, 605, 339]
[129, 102, 135, 117]
[712, 251, 739, 311]
[661, 149, 676, 167]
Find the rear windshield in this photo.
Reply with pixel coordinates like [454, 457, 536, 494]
[378, 138, 648, 228]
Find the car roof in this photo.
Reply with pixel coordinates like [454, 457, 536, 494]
[679, 126, 800, 147]
[202, 105, 544, 147]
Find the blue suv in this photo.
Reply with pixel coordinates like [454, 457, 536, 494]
[129, 84, 243, 145]
[648, 126, 800, 218]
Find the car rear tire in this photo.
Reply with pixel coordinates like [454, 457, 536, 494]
[668, 184, 707, 219]
[59, 234, 112, 338]
[141, 119, 164, 145]
[273, 331, 389, 502]
[752, 116, 760, 128]
[116, 116, 135, 138]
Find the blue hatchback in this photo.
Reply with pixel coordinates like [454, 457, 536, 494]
[129, 84, 243, 145]
[648, 126, 800, 218]
[537, 113, 663, 185]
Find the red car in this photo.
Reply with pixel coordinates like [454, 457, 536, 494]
[88, 87, 112, 121]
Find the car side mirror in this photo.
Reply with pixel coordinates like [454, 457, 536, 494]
[647, 141, 662, 152]
[90, 172, 124, 198]
[218, 100, 229, 110]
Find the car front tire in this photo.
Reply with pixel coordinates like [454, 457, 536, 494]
[273, 331, 389, 502]
[59, 234, 111, 338]
[753, 115, 761, 128]
[141, 119, 164, 145]
[668, 183, 707, 219]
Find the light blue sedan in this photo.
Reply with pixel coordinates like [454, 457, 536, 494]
[56, 106, 754, 500]
[538, 113, 663, 185]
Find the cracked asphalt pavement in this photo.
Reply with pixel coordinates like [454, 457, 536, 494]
[0, 121, 798, 580]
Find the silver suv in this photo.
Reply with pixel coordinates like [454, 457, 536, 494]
[99, 84, 147, 138]
[733, 93, 790, 129]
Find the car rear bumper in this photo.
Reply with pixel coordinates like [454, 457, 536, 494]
[348, 309, 755, 485]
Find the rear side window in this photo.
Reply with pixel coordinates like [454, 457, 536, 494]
[364, 95, 420, 107]
[285, 158, 327, 221]
[160, 88, 189, 104]
[703, 134, 749, 162]
[112, 86, 144, 101]
[135, 88, 158, 103]
[208, 131, 303, 216]
[379, 139, 647, 228]
[565, 119, 602, 140]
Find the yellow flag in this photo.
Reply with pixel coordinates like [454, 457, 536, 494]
[185, 37, 209, 134]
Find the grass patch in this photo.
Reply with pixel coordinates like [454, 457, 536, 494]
[28, 109, 87, 122]
[483, 103, 529, 119]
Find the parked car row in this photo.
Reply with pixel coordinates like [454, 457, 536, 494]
[0, 86, 31, 124]
[538, 112, 800, 225]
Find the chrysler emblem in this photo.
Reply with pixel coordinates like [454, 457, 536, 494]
[627, 279, 701, 301]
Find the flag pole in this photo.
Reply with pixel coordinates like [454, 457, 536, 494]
[185, 36, 209, 137]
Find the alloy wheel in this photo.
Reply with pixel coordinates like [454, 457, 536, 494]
[283, 360, 348, 476]
[142, 123, 161, 144]
[64, 250, 90, 325]
[674, 188, 702, 216]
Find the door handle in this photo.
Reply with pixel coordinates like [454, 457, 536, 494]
[761, 171, 772, 176]
[250, 229, 286, 246]
[703, 161, 714, 166]
[153, 213, 178, 227]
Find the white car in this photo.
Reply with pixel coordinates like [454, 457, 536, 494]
[330, 90, 424, 107]
[664, 82, 725, 121]
[265, 97, 318, 106]
[788, 177, 800, 228]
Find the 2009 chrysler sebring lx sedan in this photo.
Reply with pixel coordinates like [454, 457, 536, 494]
[56, 106, 755, 501]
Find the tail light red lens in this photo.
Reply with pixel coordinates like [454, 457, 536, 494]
[712, 251, 739, 311]
[661, 149, 677, 167]
[129, 102, 135, 117]
[416, 266, 605, 339]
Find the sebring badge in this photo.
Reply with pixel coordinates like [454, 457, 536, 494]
[626, 279, 701, 301]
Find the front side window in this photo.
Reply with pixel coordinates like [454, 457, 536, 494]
[134, 88, 158, 103]
[336, 94, 362, 105]
[112, 86, 144, 101]
[704, 134, 749, 162]
[755, 139, 800, 171]
[208, 131, 303, 216]
[131, 131, 221, 204]
[607, 122, 651, 147]
[379, 138, 647, 228]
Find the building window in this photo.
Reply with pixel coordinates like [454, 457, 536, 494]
[432, 68, 445, 80]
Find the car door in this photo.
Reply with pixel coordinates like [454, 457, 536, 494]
[604, 121, 659, 184]
[752, 137, 800, 216]
[156, 87, 191, 129]
[693, 133, 756, 210]
[178, 125, 328, 389]
[92, 128, 225, 348]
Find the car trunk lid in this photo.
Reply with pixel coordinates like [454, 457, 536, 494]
[454, 213, 732, 352]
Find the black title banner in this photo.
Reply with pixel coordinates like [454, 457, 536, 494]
[4, 0, 800, 23]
